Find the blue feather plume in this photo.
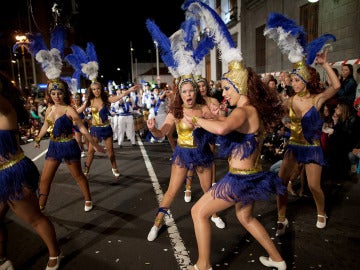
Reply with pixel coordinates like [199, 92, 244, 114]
[86, 42, 98, 62]
[23, 32, 47, 56]
[306, 34, 336, 65]
[265, 13, 307, 49]
[50, 25, 67, 56]
[183, 0, 242, 64]
[146, 19, 177, 75]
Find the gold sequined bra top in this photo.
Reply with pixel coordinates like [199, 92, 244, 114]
[176, 120, 196, 148]
[91, 106, 110, 126]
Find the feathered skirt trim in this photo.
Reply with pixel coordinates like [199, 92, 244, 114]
[209, 170, 286, 205]
[0, 156, 39, 202]
[90, 125, 113, 141]
[286, 143, 326, 166]
[46, 139, 81, 162]
[171, 145, 214, 170]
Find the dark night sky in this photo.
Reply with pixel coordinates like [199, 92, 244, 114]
[76, 0, 186, 82]
[0, 0, 186, 84]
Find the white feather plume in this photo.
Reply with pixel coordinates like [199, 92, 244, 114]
[81, 61, 98, 81]
[263, 27, 304, 63]
[35, 48, 62, 80]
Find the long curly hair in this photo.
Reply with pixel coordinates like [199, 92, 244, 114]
[306, 66, 321, 94]
[85, 81, 110, 108]
[246, 67, 285, 131]
[0, 71, 29, 125]
[169, 81, 206, 120]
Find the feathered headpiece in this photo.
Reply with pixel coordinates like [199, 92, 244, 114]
[183, 0, 248, 95]
[24, 25, 67, 91]
[146, 14, 213, 89]
[264, 13, 336, 83]
[65, 42, 99, 83]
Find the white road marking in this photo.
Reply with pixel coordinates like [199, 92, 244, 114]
[32, 149, 48, 161]
[137, 136, 191, 269]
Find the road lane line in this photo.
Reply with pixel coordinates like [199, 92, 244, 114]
[137, 136, 191, 270]
[32, 149, 48, 162]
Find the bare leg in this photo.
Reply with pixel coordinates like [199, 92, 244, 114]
[236, 203, 284, 262]
[191, 192, 233, 270]
[66, 160, 92, 203]
[305, 163, 326, 223]
[38, 159, 61, 209]
[9, 188, 60, 268]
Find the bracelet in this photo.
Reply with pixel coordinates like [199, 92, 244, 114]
[35, 137, 41, 144]
[192, 116, 198, 126]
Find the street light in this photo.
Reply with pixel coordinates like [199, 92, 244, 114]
[14, 34, 29, 90]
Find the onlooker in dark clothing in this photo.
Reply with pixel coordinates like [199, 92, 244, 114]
[336, 64, 357, 105]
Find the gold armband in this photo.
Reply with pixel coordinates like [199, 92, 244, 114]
[35, 137, 41, 144]
[192, 116, 198, 126]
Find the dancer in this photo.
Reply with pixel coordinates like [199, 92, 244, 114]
[34, 78, 106, 211]
[65, 42, 141, 179]
[183, 1, 287, 269]
[26, 27, 106, 211]
[264, 13, 340, 235]
[0, 71, 61, 270]
[145, 17, 223, 242]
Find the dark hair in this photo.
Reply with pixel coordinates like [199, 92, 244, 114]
[0, 71, 29, 125]
[340, 64, 354, 82]
[86, 82, 110, 108]
[306, 66, 322, 94]
[247, 67, 285, 131]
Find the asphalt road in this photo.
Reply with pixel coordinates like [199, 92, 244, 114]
[5, 137, 360, 270]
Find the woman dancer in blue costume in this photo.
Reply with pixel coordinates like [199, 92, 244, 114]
[186, 64, 287, 270]
[34, 79, 105, 212]
[263, 13, 340, 235]
[0, 71, 61, 270]
[82, 82, 140, 178]
[274, 50, 340, 234]
[182, 1, 286, 269]
[146, 75, 219, 242]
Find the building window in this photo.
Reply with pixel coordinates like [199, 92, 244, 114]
[256, 25, 266, 73]
[300, 2, 319, 42]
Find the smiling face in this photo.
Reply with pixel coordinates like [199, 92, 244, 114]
[180, 82, 196, 108]
[221, 79, 240, 107]
[90, 82, 102, 97]
[50, 90, 64, 104]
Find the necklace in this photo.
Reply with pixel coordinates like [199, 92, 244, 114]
[297, 89, 309, 97]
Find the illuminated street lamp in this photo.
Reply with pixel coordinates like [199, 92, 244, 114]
[14, 34, 29, 90]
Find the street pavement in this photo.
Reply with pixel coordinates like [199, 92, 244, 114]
[5, 137, 360, 270]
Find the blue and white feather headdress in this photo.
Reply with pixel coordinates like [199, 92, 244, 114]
[65, 42, 99, 83]
[264, 13, 336, 83]
[183, 0, 248, 95]
[146, 14, 213, 89]
[24, 25, 67, 91]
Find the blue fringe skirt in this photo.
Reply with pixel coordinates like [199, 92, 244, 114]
[209, 169, 286, 205]
[171, 145, 214, 170]
[46, 139, 81, 162]
[286, 143, 326, 166]
[90, 125, 113, 141]
[0, 155, 39, 202]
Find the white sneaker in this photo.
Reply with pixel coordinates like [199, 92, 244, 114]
[81, 151, 86, 158]
[211, 216, 225, 229]
[147, 225, 160, 241]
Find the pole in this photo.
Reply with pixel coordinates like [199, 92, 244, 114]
[21, 46, 29, 89]
[130, 41, 134, 83]
[154, 41, 160, 84]
[27, 0, 37, 85]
